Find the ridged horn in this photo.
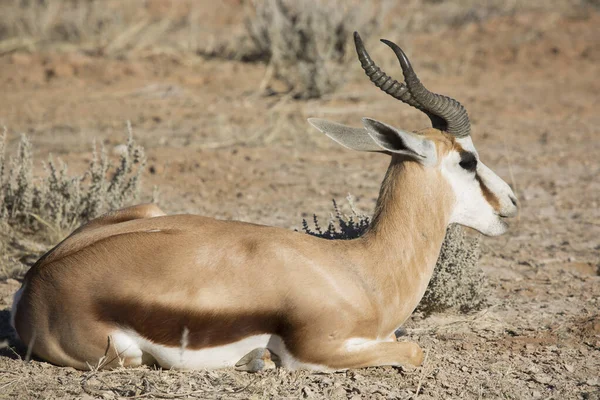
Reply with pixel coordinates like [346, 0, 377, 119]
[354, 32, 471, 138]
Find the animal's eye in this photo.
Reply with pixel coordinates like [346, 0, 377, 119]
[459, 152, 478, 171]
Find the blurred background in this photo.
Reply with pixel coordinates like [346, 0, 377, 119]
[0, 0, 597, 220]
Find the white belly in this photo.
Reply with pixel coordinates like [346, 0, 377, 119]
[110, 329, 326, 370]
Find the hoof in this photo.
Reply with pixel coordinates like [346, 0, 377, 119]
[394, 327, 408, 338]
[235, 348, 280, 373]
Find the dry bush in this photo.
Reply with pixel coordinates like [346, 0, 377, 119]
[301, 197, 370, 240]
[417, 224, 487, 314]
[196, 0, 389, 99]
[302, 197, 488, 315]
[0, 0, 207, 56]
[0, 124, 146, 243]
[385, 0, 590, 33]
[239, 0, 385, 99]
[0, 223, 25, 280]
[0, 0, 588, 57]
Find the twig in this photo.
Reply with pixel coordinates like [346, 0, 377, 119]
[0, 370, 21, 375]
[413, 349, 430, 399]
[258, 61, 275, 94]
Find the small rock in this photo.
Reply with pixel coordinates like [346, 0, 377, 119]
[319, 377, 333, 385]
[587, 377, 600, 386]
[350, 372, 363, 381]
[330, 386, 346, 399]
[532, 373, 552, 385]
[564, 364, 574, 373]
[302, 386, 314, 398]
[461, 342, 474, 351]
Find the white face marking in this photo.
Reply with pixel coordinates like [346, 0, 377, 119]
[441, 137, 517, 236]
[111, 330, 327, 371]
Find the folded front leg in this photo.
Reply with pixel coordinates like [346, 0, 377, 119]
[293, 338, 424, 371]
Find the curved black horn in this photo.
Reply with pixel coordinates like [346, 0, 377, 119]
[380, 39, 471, 138]
[354, 32, 417, 107]
[354, 32, 471, 137]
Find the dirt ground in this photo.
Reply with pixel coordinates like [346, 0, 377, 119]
[0, 3, 599, 399]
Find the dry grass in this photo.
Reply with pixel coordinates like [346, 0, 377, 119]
[382, 0, 588, 33]
[0, 0, 211, 56]
[0, 0, 590, 97]
[0, 0, 588, 56]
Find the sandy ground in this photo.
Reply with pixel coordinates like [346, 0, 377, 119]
[0, 4, 599, 400]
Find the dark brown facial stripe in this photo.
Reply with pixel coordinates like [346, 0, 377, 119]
[95, 298, 288, 349]
[475, 173, 501, 211]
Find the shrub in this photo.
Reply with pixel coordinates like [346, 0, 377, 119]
[302, 196, 488, 315]
[242, 0, 381, 99]
[301, 198, 370, 240]
[0, 124, 146, 241]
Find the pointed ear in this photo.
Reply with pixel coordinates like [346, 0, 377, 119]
[362, 118, 437, 166]
[307, 118, 383, 152]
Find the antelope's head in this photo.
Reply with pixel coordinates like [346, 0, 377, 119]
[309, 33, 517, 236]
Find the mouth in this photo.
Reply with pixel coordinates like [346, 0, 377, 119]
[496, 211, 516, 219]
[494, 214, 510, 232]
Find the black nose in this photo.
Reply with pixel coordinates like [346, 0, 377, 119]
[509, 195, 518, 207]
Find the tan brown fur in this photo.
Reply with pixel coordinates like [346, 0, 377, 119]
[14, 131, 461, 370]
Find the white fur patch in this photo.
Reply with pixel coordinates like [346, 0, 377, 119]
[110, 330, 327, 371]
[109, 330, 144, 367]
[441, 137, 517, 236]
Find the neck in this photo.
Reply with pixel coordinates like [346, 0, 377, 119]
[355, 157, 454, 331]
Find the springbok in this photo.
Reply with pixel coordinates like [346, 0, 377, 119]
[10, 32, 517, 372]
